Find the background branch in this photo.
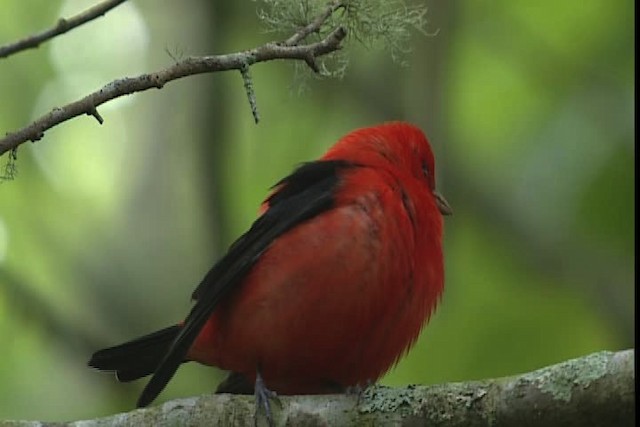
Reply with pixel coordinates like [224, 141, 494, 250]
[0, 25, 346, 157]
[0, 0, 129, 59]
[283, 0, 345, 46]
[0, 349, 633, 426]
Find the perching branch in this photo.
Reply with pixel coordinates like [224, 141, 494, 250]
[1, 349, 633, 427]
[0, 0, 129, 59]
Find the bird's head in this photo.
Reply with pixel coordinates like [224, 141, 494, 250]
[324, 122, 452, 216]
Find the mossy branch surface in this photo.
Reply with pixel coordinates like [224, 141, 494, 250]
[1, 349, 633, 427]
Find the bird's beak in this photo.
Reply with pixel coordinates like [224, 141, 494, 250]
[434, 191, 452, 216]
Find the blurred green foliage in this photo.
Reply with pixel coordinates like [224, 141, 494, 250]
[0, 0, 633, 421]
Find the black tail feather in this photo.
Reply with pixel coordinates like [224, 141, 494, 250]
[88, 325, 182, 382]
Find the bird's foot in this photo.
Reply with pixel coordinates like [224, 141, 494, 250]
[254, 371, 280, 427]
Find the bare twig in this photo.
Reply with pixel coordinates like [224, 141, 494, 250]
[240, 63, 260, 124]
[0, 0, 129, 59]
[283, 0, 346, 46]
[0, 26, 347, 157]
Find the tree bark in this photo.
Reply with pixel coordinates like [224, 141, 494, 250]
[1, 349, 633, 426]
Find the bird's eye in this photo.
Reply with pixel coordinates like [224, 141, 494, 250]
[422, 161, 430, 178]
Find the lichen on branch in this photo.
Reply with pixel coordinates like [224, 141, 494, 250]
[0, 349, 634, 427]
[254, 0, 430, 81]
[0, 0, 431, 178]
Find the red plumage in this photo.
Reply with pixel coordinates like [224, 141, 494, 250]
[89, 121, 451, 405]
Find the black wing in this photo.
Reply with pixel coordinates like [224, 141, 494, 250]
[137, 160, 354, 407]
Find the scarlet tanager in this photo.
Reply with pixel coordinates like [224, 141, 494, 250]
[89, 122, 452, 414]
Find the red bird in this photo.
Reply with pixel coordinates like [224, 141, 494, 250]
[89, 122, 452, 413]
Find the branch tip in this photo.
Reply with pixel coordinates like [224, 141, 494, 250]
[304, 54, 320, 73]
[334, 26, 348, 42]
[240, 64, 260, 124]
[87, 107, 104, 124]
